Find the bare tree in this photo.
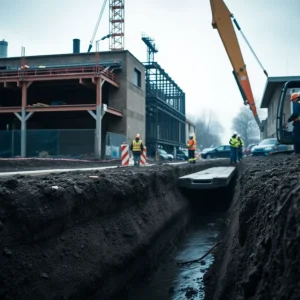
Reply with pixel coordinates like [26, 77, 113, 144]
[189, 110, 224, 149]
[232, 106, 260, 146]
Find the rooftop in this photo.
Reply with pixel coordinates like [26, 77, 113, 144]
[261, 76, 300, 108]
[0, 49, 143, 67]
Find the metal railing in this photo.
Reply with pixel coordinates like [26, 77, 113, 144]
[0, 65, 119, 83]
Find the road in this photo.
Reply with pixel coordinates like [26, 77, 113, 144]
[0, 160, 190, 177]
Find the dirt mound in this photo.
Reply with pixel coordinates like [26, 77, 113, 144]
[0, 158, 121, 172]
[0, 159, 229, 300]
[204, 156, 300, 300]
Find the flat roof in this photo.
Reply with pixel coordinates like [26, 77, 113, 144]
[261, 76, 300, 108]
[0, 49, 144, 67]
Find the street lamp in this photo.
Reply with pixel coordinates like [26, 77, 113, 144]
[94, 34, 110, 159]
[95, 34, 111, 51]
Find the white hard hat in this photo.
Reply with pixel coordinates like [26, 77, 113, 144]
[233, 131, 238, 135]
[189, 133, 194, 137]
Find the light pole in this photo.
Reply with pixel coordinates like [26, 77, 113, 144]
[95, 34, 111, 52]
[94, 34, 110, 159]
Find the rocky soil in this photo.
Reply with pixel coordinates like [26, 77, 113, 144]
[204, 155, 300, 300]
[0, 159, 229, 300]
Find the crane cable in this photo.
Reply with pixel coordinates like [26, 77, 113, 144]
[231, 14, 268, 77]
[87, 0, 108, 52]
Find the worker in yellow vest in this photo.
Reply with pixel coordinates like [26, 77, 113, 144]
[187, 133, 196, 163]
[130, 133, 144, 167]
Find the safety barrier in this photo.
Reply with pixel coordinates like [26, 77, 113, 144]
[121, 143, 129, 166]
[140, 146, 147, 165]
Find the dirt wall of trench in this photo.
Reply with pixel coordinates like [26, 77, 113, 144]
[204, 156, 300, 300]
[0, 159, 229, 300]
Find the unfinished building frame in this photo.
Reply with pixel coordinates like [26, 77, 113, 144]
[144, 61, 186, 154]
[0, 52, 121, 158]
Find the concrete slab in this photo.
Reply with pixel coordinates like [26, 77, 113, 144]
[178, 166, 236, 189]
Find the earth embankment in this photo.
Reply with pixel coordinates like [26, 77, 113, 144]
[0, 159, 229, 300]
[204, 156, 300, 300]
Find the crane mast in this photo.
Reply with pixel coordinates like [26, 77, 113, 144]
[210, 0, 267, 131]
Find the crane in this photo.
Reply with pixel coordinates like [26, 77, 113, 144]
[210, 0, 268, 132]
[87, 0, 108, 52]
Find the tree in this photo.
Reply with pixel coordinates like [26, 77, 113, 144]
[232, 106, 260, 146]
[189, 110, 224, 149]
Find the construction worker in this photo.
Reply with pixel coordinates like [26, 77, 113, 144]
[130, 133, 144, 167]
[229, 131, 239, 164]
[285, 92, 300, 154]
[187, 133, 196, 163]
[237, 134, 244, 161]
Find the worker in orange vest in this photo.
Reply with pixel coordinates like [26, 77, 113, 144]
[187, 133, 196, 163]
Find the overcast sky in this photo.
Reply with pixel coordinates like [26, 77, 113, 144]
[1, 0, 300, 143]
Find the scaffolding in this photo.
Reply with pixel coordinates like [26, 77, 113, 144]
[144, 61, 186, 154]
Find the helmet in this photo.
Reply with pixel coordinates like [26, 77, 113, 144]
[189, 133, 194, 138]
[290, 92, 300, 101]
[136, 133, 140, 138]
[233, 131, 238, 135]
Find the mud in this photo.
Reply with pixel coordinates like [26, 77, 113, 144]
[204, 156, 300, 300]
[126, 214, 225, 300]
[0, 159, 229, 300]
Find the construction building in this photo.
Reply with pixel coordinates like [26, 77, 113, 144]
[186, 118, 196, 141]
[0, 40, 145, 158]
[260, 76, 300, 138]
[142, 35, 186, 157]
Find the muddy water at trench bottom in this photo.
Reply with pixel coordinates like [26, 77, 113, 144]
[127, 214, 224, 300]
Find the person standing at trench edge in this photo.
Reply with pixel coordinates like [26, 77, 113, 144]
[187, 133, 196, 163]
[237, 134, 244, 162]
[284, 92, 300, 154]
[229, 131, 239, 164]
[130, 133, 144, 167]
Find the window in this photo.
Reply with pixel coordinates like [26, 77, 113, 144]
[216, 146, 225, 151]
[133, 68, 141, 88]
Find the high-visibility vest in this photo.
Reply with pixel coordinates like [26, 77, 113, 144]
[132, 140, 142, 152]
[187, 139, 196, 151]
[238, 138, 244, 147]
[229, 137, 239, 147]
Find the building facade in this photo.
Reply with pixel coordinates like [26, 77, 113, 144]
[185, 118, 196, 142]
[0, 48, 146, 158]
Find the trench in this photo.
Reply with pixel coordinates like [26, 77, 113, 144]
[124, 179, 236, 300]
[0, 161, 236, 300]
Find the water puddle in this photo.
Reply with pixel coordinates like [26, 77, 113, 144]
[127, 215, 224, 300]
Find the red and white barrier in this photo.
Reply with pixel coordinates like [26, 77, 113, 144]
[121, 143, 129, 166]
[140, 146, 147, 166]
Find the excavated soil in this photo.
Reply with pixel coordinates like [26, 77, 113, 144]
[0, 158, 122, 172]
[204, 155, 300, 300]
[0, 159, 229, 300]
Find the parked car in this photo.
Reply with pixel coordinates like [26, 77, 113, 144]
[201, 145, 231, 159]
[245, 143, 256, 156]
[157, 149, 173, 160]
[251, 138, 288, 156]
[201, 148, 214, 155]
[177, 150, 188, 160]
